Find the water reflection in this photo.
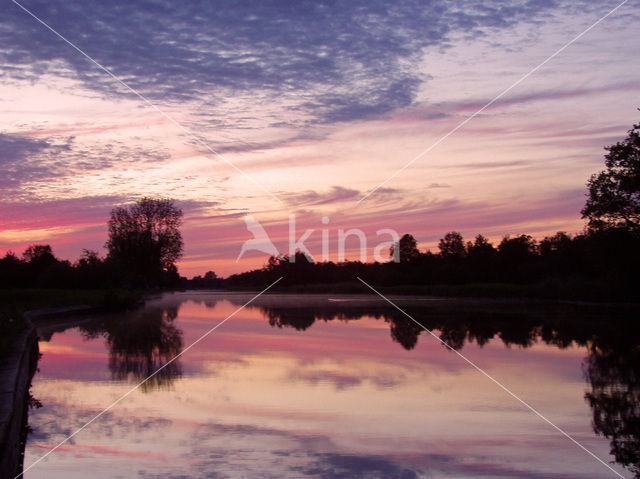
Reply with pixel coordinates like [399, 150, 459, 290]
[229, 297, 640, 476]
[215, 297, 626, 352]
[80, 305, 183, 392]
[585, 335, 640, 477]
[23, 295, 640, 477]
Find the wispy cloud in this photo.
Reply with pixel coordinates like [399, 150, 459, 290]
[0, 131, 170, 200]
[1, 0, 561, 127]
[282, 186, 360, 207]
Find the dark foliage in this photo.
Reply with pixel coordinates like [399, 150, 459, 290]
[185, 270, 222, 289]
[80, 305, 183, 392]
[0, 244, 183, 291]
[585, 338, 640, 477]
[582, 120, 640, 231]
[0, 245, 120, 289]
[223, 228, 640, 301]
[390, 233, 420, 262]
[106, 198, 183, 287]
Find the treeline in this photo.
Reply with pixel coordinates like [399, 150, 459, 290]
[0, 245, 181, 290]
[185, 271, 222, 289]
[0, 198, 186, 290]
[228, 118, 640, 299]
[224, 228, 640, 300]
[3, 225, 638, 300]
[0, 243, 218, 291]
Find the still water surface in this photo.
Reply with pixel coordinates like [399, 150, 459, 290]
[23, 292, 639, 478]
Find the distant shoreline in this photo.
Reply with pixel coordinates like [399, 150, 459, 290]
[211, 280, 638, 304]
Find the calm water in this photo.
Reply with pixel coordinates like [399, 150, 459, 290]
[22, 292, 639, 478]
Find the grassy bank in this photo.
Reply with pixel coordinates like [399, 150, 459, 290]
[0, 289, 145, 358]
[0, 309, 27, 359]
[0, 289, 145, 312]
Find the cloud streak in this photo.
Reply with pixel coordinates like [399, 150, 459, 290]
[2, 0, 561, 127]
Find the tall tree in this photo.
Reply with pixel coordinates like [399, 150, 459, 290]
[22, 244, 59, 280]
[466, 234, 495, 257]
[438, 231, 466, 258]
[106, 198, 183, 286]
[22, 244, 56, 265]
[390, 233, 420, 262]
[585, 341, 640, 477]
[498, 235, 536, 261]
[582, 120, 640, 231]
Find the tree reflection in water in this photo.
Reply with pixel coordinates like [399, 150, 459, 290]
[47, 296, 639, 477]
[584, 335, 640, 477]
[81, 305, 183, 392]
[219, 298, 639, 477]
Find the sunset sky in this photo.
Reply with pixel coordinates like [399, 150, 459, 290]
[1, 0, 639, 277]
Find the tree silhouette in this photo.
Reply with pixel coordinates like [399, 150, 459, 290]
[498, 235, 536, 262]
[465, 235, 497, 281]
[585, 342, 640, 477]
[438, 231, 466, 258]
[80, 306, 183, 392]
[77, 249, 101, 267]
[582, 119, 640, 231]
[22, 244, 56, 264]
[388, 316, 423, 350]
[106, 198, 183, 287]
[466, 234, 495, 257]
[539, 232, 572, 256]
[391, 233, 420, 262]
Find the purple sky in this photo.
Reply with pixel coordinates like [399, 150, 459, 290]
[1, 0, 639, 276]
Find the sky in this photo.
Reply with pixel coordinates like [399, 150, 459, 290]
[1, 0, 639, 277]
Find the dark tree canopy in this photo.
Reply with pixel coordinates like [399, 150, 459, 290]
[22, 244, 56, 265]
[106, 198, 183, 286]
[391, 233, 420, 262]
[539, 231, 572, 256]
[585, 342, 640, 476]
[498, 235, 536, 261]
[582, 120, 640, 231]
[466, 234, 496, 257]
[438, 231, 466, 258]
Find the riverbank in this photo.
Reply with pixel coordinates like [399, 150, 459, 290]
[0, 289, 145, 359]
[0, 289, 145, 315]
[0, 317, 38, 478]
[0, 289, 149, 478]
[245, 279, 638, 303]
